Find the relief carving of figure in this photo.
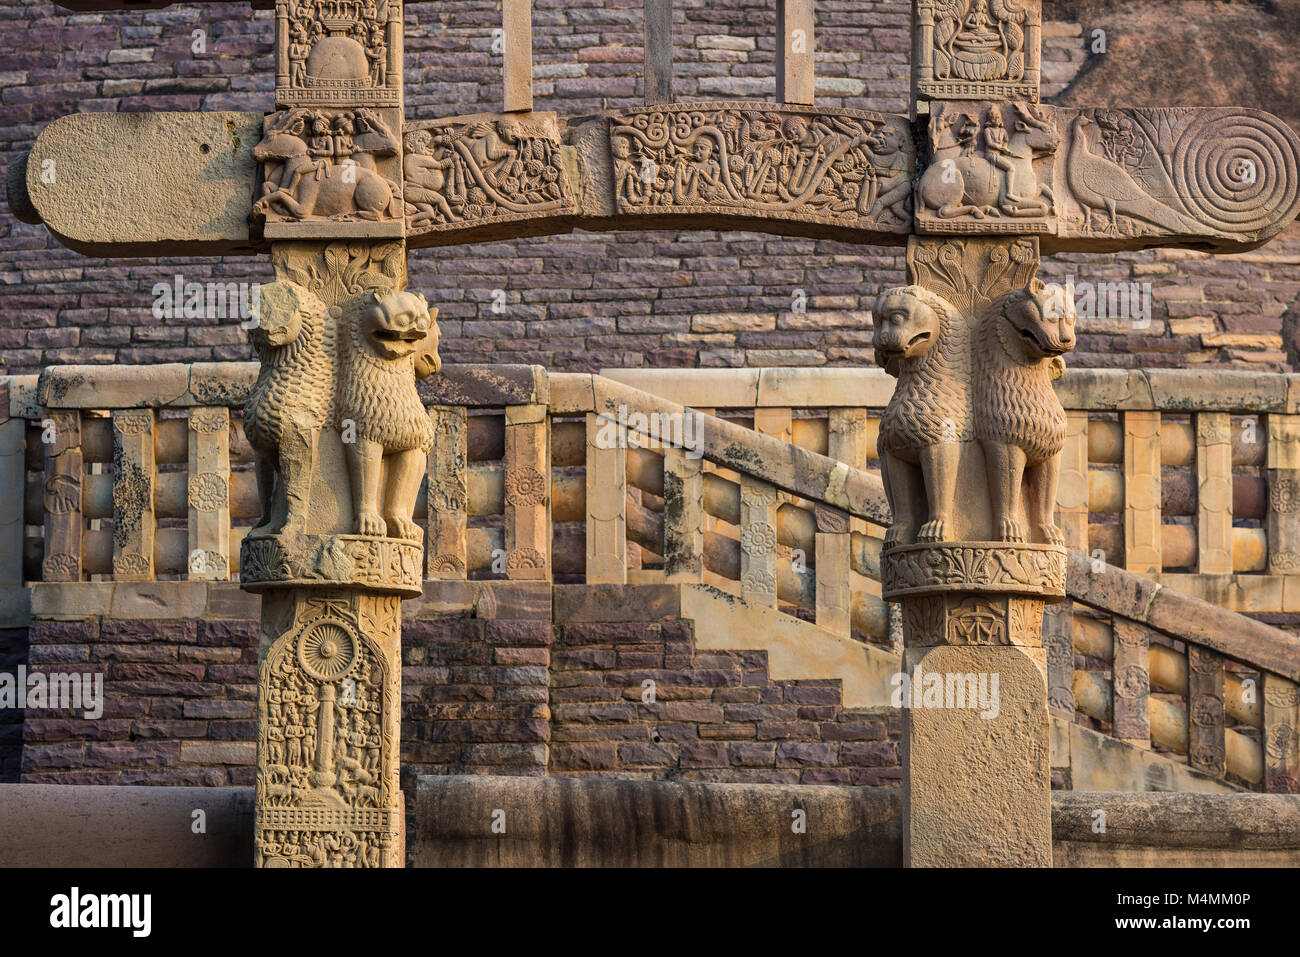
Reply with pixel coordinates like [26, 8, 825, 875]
[973, 279, 1076, 544]
[918, 103, 1058, 222]
[873, 285, 971, 547]
[253, 107, 401, 222]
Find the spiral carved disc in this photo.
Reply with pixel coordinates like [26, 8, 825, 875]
[1173, 110, 1300, 237]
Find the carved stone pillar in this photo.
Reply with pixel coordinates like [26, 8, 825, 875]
[875, 236, 1074, 867]
[884, 544, 1062, 867]
[241, 241, 439, 868]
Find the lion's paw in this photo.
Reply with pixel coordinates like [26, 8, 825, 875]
[1035, 522, 1065, 546]
[356, 512, 387, 537]
[917, 520, 951, 543]
[387, 517, 422, 542]
[883, 524, 914, 550]
[998, 518, 1027, 544]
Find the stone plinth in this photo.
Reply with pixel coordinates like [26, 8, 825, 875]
[885, 542, 1062, 867]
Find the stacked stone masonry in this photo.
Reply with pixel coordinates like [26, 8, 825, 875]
[2, 0, 1299, 374]
[13, 613, 902, 789]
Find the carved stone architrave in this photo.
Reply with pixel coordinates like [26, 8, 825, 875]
[913, 0, 1042, 105]
[276, 0, 403, 109]
[916, 101, 1058, 235]
[608, 102, 916, 234]
[1053, 108, 1300, 251]
[255, 589, 403, 868]
[403, 112, 577, 242]
[253, 106, 405, 239]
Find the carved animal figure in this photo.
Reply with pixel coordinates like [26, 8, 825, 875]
[973, 279, 1076, 544]
[243, 280, 333, 538]
[874, 285, 971, 547]
[253, 109, 400, 222]
[1066, 114, 1200, 234]
[918, 104, 1058, 220]
[334, 289, 437, 541]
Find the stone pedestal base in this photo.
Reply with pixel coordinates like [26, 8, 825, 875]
[885, 542, 1063, 868]
[900, 642, 1051, 866]
[253, 586, 404, 868]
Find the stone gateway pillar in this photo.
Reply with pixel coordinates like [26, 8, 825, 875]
[876, 236, 1073, 866]
[240, 240, 438, 868]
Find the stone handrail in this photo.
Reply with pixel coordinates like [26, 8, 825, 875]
[602, 367, 1300, 615]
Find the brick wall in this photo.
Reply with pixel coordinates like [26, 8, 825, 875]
[2, 0, 1297, 374]
[15, 602, 904, 791]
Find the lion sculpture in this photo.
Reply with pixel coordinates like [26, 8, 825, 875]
[973, 279, 1077, 544]
[873, 285, 971, 547]
[333, 288, 438, 541]
[243, 280, 332, 538]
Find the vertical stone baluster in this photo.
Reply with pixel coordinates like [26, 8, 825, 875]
[814, 505, 851, 636]
[662, 446, 702, 583]
[829, 407, 871, 538]
[1111, 619, 1150, 749]
[1043, 600, 1075, 717]
[504, 403, 550, 580]
[1187, 645, 1226, 778]
[0, 384, 23, 590]
[427, 406, 468, 580]
[1196, 412, 1233, 575]
[644, 0, 673, 106]
[1265, 413, 1300, 575]
[1123, 410, 1162, 575]
[585, 412, 626, 584]
[776, 0, 814, 106]
[503, 0, 533, 113]
[42, 411, 82, 583]
[1262, 673, 1300, 793]
[111, 409, 156, 581]
[739, 476, 778, 607]
[187, 407, 231, 581]
[1057, 411, 1089, 553]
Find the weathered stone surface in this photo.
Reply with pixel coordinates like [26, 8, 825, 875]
[22, 111, 263, 256]
[415, 775, 902, 867]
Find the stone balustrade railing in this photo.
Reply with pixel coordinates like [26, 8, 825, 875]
[604, 367, 1300, 616]
[2, 362, 1297, 793]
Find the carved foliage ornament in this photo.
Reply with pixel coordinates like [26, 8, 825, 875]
[882, 542, 1066, 600]
[610, 103, 915, 231]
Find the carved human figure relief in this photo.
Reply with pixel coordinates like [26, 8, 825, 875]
[972, 278, 1075, 544]
[914, 0, 1042, 104]
[333, 288, 437, 540]
[253, 106, 404, 230]
[609, 103, 915, 230]
[403, 112, 576, 237]
[244, 280, 333, 539]
[917, 101, 1058, 233]
[873, 285, 970, 547]
[276, 0, 402, 107]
